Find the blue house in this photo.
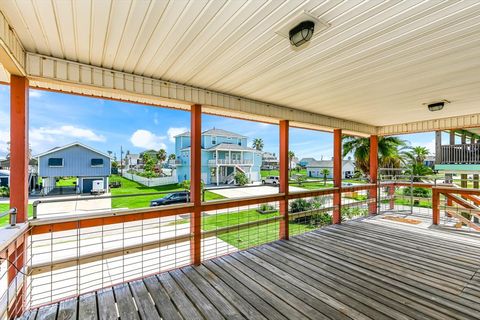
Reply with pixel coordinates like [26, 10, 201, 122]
[37, 142, 112, 194]
[174, 128, 262, 185]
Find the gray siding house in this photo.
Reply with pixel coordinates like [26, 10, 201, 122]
[37, 142, 111, 194]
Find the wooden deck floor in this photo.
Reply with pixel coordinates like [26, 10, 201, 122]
[20, 216, 480, 320]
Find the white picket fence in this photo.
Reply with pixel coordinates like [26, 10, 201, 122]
[122, 171, 178, 187]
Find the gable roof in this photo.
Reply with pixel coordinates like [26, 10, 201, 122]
[36, 142, 112, 159]
[307, 159, 355, 168]
[174, 128, 247, 139]
[299, 157, 317, 163]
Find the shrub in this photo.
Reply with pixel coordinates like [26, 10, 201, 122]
[293, 174, 307, 186]
[402, 187, 431, 198]
[234, 172, 248, 186]
[0, 186, 9, 197]
[290, 198, 312, 213]
[257, 203, 276, 214]
[341, 206, 368, 221]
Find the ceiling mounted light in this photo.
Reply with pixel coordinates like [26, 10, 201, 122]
[289, 21, 315, 47]
[425, 100, 450, 112]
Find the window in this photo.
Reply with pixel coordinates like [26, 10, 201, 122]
[91, 158, 104, 167]
[212, 137, 216, 144]
[48, 158, 63, 167]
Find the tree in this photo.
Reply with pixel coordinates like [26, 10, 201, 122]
[406, 146, 429, 165]
[405, 163, 434, 182]
[111, 161, 118, 168]
[168, 153, 176, 161]
[252, 138, 264, 151]
[157, 149, 167, 163]
[294, 174, 306, 186]
[321, 168, 330, 186]
[142, 153, 156, 174]
[288, 151, 295, 177]
[342, 136, 408, 176]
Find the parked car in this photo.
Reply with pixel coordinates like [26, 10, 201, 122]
[150, 192, 190, 206]
[262, 176, 279, 185]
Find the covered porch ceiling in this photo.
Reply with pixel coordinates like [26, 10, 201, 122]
[1, 0, 480, 136]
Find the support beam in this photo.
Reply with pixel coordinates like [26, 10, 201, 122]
[432, 189, 440, 225]
[333, 129, 342, 224]
[435, 131, 441, 164]
[279, 120, 289, 239]
[10, 76, 29, 222]
[190, 104, 202, 265]
[0, 11, 26, 76]
[369, 135, 378, 214]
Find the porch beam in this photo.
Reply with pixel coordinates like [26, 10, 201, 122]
[279, 120, 289, 240]
[369, 135, 378, 214]
[378, 113, 480, 136]
[0, 11, 26, 76]
[24, 53, 375, 136]
[190, 104, 202, 265]
[10, 76, 29, 222]
[333, 129, 342, 224]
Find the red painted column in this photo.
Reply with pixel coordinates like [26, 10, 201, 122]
[10, 76, 29, 223]
[389, 183, 395, 210]
[369, 135, 378, 214]
[190, 104, 202, 265]
[432, 189, 440, 225]
[279, 120, 289, 239]
[333, 129, 342, 224]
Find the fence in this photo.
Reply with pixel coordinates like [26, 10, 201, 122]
[121, 171, 178, 187]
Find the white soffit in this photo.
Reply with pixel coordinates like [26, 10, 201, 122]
[0, 1, 480, 133]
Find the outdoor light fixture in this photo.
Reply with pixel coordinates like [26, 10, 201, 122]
[427, 101, 447, 112]
[289, 21, 315, 47]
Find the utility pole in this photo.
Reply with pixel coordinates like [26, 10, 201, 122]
[120, 146, 123, 176]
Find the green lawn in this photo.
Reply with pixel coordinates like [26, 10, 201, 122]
[0, 203, 33, 228]
[261, 169, 308, 177]
[55, 177, 77, 186]
[109, 176, 224, 209]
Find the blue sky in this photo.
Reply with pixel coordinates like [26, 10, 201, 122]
[0, 84, 436, 160]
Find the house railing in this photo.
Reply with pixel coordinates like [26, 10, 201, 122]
[208, 159, 253, 165]
[6, 177, 480, 317]
[440, 143, 480, 164]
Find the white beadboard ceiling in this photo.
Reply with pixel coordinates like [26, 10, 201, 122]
[1, 0, 480, 127]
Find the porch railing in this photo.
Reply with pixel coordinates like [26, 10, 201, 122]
[208, 159, 253, 165]
[440, 143, 480, 164]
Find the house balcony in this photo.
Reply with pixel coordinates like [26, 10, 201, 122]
[208, 159, 253, 166]
[439, 143, 480, 164]
[3, 182, 480, 320]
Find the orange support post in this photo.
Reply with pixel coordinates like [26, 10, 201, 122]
[10, 76, 29, 223]
[333, 129, 342, 224]
[432, 189, 440, 225]
[279, 120, 289, 239]
[369, 135, 378, 214]
[389, 184, 395, 210]
[190, 104, 202, 265]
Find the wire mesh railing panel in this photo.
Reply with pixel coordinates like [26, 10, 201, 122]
[341, 189, 371, 222]
[288, 195, 334, 237]
[27, 213, 192, 307]
[201, 202, 281, 258]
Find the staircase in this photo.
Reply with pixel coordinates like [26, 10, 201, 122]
[444, 193, 480, 231]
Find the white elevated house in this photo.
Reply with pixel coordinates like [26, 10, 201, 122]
[306, 158, 356, 179]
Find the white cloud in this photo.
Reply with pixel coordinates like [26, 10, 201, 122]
[167, 127, 188, 143]
[29, 90, 43, 98]
[0, 130, 9, 154]
[30, 125, 105, 143]
[130, 129, 166, 150]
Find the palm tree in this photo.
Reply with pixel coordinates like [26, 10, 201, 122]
[406, 146, 429, 165]
[157, 149, 167, 163]
[252, 138, 264, 151]
[342, 136, 408, 176]
[168, 153, 176, 161]
[321, 168, 330, 186]
[288, 151, 295, 177]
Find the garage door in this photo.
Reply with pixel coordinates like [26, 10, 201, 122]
[82, 179, 95, 193]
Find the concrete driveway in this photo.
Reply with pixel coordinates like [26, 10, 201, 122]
[35, 194, 112, 218]
[210, 185, 306, 199]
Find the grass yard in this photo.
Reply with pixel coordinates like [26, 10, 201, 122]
[55, 177, 77, 186]
[0, 203, 33, 228]
[291, 181, 334, 190]
[170, 208, 317, 250]
[109, 175, 224, 209]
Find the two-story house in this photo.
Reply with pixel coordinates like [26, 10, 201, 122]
[174, 128, 262, 185]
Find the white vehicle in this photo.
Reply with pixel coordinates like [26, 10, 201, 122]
[91, 179, 106, 195]
[262, 176, 279, 185]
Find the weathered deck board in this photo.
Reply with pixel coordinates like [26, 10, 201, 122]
[21, 218, 480, 320]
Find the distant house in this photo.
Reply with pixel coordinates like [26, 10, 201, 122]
[299, 157, 316, 167]
[124, 153, 141, 169]
[261, 152, 279, 170]
[424, 155, 435, 168]
[175, 128, 262, 185]
[0, 158, 39, 191]
[306, 158, 356, 179]
[37, 142, 112, 194]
